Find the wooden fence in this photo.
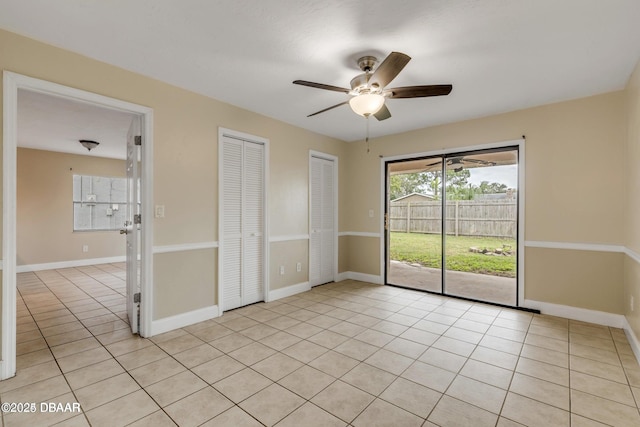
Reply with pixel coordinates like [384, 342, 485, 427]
[390, 200, 517, 238]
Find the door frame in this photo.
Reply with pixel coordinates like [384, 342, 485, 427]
[379, 138, 525, 307]
[2, 71, 154, 379]
[308, 150, 339, 286]
[217, 127, 269, 314]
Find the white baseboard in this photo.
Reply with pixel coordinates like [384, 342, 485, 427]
[150, 305, 219, 336]
[16, 256, 126, 273]
[523, 299, 625, 328]
[336, 271, 383, 285]
[268, 282, 310, 301]
[337, 231, 381, 238]
[623, 317, 640, 366]
[268, 235, 310, 243]
[0, 361, 7, 381]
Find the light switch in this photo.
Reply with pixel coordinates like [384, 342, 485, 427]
[368, 209, 374, 218]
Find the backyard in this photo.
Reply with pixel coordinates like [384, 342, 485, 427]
[389, 232, 517, 278]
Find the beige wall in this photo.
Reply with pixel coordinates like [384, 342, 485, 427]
[17, 148, 126, 266]
[343, 92, 627, 313]
[624, 59, 640, 336]
[340, 235, 381, 276]
[1, 29, 346, 322]
[525, 248, 624, 313]
[153, 249, 216, 319]
[269, 240, 309, 291]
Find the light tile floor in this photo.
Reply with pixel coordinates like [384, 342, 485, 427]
[2, 264, 640, 426]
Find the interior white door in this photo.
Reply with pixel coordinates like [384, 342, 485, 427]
[125, 116, 141, 333]
[309, 156, 335, 286]
[242, 142, 265, 304]
[221, 135, 265, 311]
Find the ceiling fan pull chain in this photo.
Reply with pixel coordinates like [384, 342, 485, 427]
[365, 115, 370, 153]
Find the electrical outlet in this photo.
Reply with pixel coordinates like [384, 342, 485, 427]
[155, 205, 165, 218]
[369, 209, 374, 218]
[279, 265, 285, 275]
[82, 245, 89, 253]
[296, 262, 301, 272]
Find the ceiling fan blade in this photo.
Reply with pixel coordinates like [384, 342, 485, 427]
[307, 101, 349, 117]
[368, 52, 411, 89]
[387, 84, 453, 99]
[293, 80, 351, 94]
[374, 104, 391, 121]
[463, 158, 496, 166]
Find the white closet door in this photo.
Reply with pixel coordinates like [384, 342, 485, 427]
[309, 155, 335, 286]
[320, 160, 335, 283]
[242, 141, 264, 305]
[309, 157, 322, 285]
[222, 138, 243, 310]
[221, 136, 265, 311]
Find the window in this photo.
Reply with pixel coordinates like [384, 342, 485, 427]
[73, 175, 127, 231]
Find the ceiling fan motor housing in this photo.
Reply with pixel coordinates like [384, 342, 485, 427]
[357, 56, 377, 72]
[350, 56, 383, 93]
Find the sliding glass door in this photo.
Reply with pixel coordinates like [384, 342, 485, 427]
[386, 147, 519, 307]
[387, 156, 443, 292]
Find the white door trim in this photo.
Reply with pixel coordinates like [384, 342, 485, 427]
[2, 71, 154, 380]
[379, 138, 525, 307]
[218, 127, 269, 313]
[309, 150, 339, 286]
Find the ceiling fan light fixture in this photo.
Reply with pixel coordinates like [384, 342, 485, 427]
[79, 139, 100, 151]
[349, 93, 385, 117]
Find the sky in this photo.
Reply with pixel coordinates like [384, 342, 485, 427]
[467, 164, 518, 189]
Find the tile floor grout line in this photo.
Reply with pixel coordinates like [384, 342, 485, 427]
[69, 264, 128, 298]
[32, 269, 128, 348]
[15, 273, 93, 426]
[34, 267, 127, 326]
[494, 304, 534, 426]
[19, 266, 142, 424]
[234, 300, 421, 424]
[46, 265, 181, 426]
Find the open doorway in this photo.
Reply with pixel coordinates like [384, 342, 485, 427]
[385, 145, 521, 307]
[2, 72, 154, 379]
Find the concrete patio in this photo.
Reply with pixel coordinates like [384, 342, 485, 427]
[388, 260, 517, 306]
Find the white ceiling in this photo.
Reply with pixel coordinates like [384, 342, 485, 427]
[18, 90, 136, 159]
[3, 0, 640, 143]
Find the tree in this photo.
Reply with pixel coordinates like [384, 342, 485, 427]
[389, 173, 430, 200]
[445, 169, 471, 199]
[477, 180, 508, 194]
[389, 171, 446, 200]
[389, 170, 508, 201]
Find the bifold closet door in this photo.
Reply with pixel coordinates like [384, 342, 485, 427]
[242, 142, 265, 305]
[309, 156, 334, 286]
[221, 136, 264, 311]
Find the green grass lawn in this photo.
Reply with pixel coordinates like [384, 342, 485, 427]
[390, 232, 517, 278]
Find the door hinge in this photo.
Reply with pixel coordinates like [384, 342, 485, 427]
[134, 214, 142, 224]
[133, 293, 141, 303]
[134, 135, 142, 146]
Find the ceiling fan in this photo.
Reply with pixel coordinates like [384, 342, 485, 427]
[425, 157, 497, 172]
[293, 52, 452, 120]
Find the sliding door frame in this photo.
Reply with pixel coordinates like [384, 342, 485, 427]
[380, 138, 525, 307]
